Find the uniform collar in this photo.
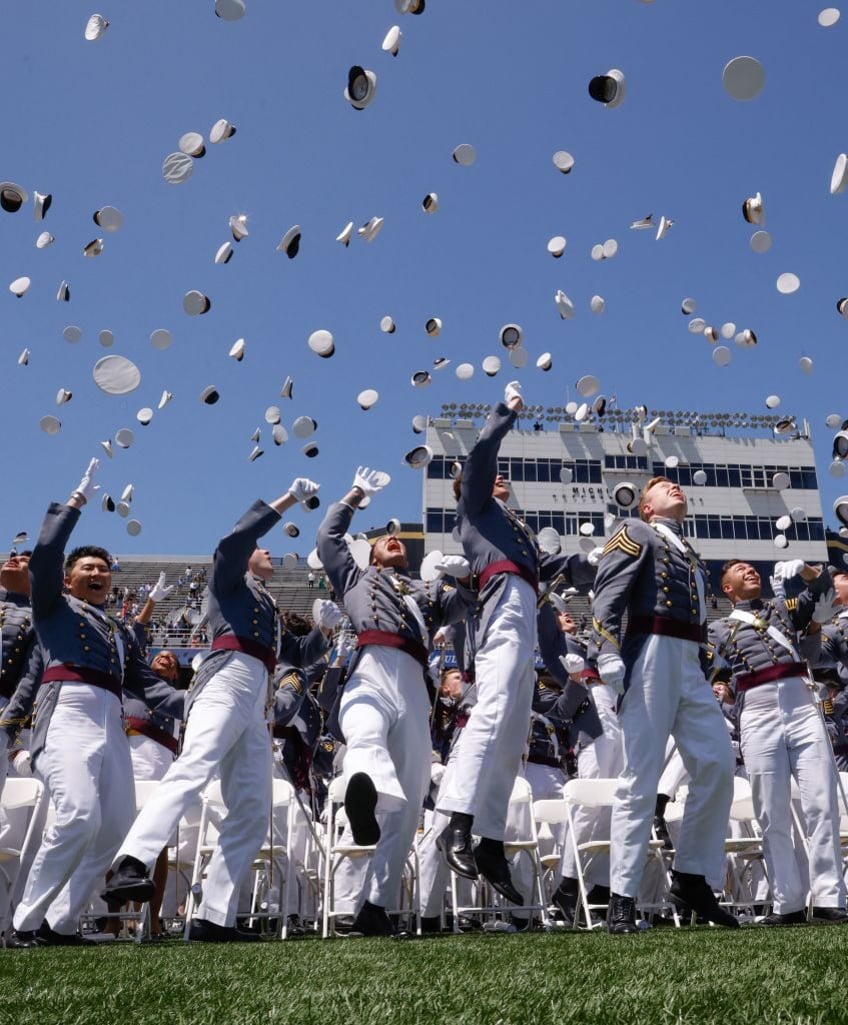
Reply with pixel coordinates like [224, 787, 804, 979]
[734, 598, 764, 613]
[652, 516, 683, 536]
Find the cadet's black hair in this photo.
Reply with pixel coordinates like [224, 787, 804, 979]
[719, 559, 745, 584]
[64, 545, 112, 574]
[282, 611, 311, 636]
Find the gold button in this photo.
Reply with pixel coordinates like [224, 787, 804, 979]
[252, 619, 258, 625]
[253, 631, 260, 638]
[254, 607, 259, 613]
[665, 601, 673, 607]
[663, 587, 670, 594]
[84, 645, 90, 651]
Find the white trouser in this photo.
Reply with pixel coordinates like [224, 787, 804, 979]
[740, 677, 845, 914]
[116, 652, 272, 928]
[437, 576, 537, 839]
[129, 733, 174, 782]
[14, 684, 134, 935]
[610, 635, 734, 898]
[560, 683, 624, 886]
[339, 646, 431, 909]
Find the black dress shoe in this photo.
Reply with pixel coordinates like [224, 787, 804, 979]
[345, 773, 381, 846]
[187, 918, 264, 943]
[607, 893, 639, 934]
[5, 929, 43, 949]
[552, 881, 578, 927]
[420, 915, 443, 934]
[760, 910, 807, 926]
[473, 843, 524, 905]
[333, 914, 356, 935]
[351, 901, 394, 937]
[436, 824, 478, 880]
[36, 921, 96, 946]
[812, 907, 848, 924]
[669, 872, 739, 928]
[101, 856, 155, 904]
[653, 814, 674, 851]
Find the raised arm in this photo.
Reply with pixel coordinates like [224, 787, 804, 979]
[316, 468, 387, 597]
[461, 385, 523, 516]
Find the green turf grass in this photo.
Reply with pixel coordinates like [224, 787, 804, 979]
[2, 927, 845, 1025]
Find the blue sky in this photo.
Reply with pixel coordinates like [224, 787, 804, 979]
[1, 1, 846, 555]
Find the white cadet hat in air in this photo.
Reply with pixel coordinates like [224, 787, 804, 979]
[631, 214, 654, 230]
[345, 66, 377, 110]
[452, 143, 476, 166]
[34, 191, 52, 220]
[93, 355, 141, 394]
[292, 416, 317, 439]
[358, 216, 384, 242]
[536, 353, 552, 372]
[280, 376, 294, 399]
[36, 231, 54, 248]
[150, 328, 172, 350]
[83, 239, 104, 258]
[162, 153, 194, 185]
[215, 0, 246, 20]
[179, 132, 205, 158]
[94, 206, 123, 232]
[308, 329, 334, 358]
[137, 408, 153, 425]
[547, 236, 566, 258]
[482, 356, 501, 376]
[210, 118, 236, 143]
[380, 316, 396, 334]
[422, 193, 438, 213]
[336, 221, 354, 246]
[831, 154, 848, 195]
[425, 317, 442, 337]
[411, 370, 431, 387]
[404, 445, 433, 469]
[499, 324, 523, 349]
[229, 338, 246, 361]
[552, 151, 574, 174]
[742, 191, 764, 225]
[277, 225, 301, 258]
[588, 69, 626, 108]
[722, 56, 765, 100]
[18, 348, 29, 365]
[115, 428, 134, 449]
[183, 290, 211, 315]
[40, 415, 61, 435]
[382, 26, 402, 56]
[200, 385, 220, 405]
[396, 0, 425, 12]
[0, 183, 28, 212]
[411, 415, 427, 433]
[159, 390, 173, 409]
[834, 496, 848, 527]
[84, 14, 109, 40]
[215, 242, 233, 265]
[357, 389, 379, 410]
[555, 290, 575, 319]
[229, 214, 248, 240]
[9, 277, 30, 297]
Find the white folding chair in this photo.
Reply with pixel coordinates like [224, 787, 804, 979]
[247, 777, 295, 938]
[320, 775, 419, 938]
[449, 776, 549, 932]
[0, 777, 46, 932]
[722, 775, 769, 918]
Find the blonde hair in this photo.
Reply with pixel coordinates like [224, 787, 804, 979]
[638, 475, 671, 522]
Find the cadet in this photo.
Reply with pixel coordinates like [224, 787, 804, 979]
[437, 382, 596, 905]
[316, 467, 473, 936]
[592, 475, 737, 933]
[106, 477, 336, 942]
[711, 558, 846, 925]
[8, 459, 184, 948]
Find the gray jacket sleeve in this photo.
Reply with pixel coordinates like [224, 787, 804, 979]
[30, 503, 81, 620]
[461, 403, 517, 516]
[279, 624, 330, 670]
[536, 603, 591, 719]
[0, 641, 43, 740]
[316, 501, 363, 598]
[591, 520, 652, 656]
[121, 626, 184, 719]
[212, 500, 283, 595]
[789, 569, 833, 633]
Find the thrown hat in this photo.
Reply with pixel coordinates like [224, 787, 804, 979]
[831, 154, 848, 195]
[0, 183, 28, 212]
[83, 239, 104, 258]
[115, 428, 134, 449]
[56, 388, 72, 405]
[150, 328, 172, 350]
[277, 225, 301, 258]
[499, 323, 523, 349]
[425, 317, 442, 337]
[345, 66, 377, 110]
[590, 295, 605, 314]
[382, 25, 402, 55]
[509, 347, 528, 369]
[547, 236, 566, 258]
[765, 394, 781, 409]
[588, 68, 626, 108]
[183, 290, 211, 315]
[422, 192, 438, 213]
[826, 413, 843, 429]
[734, 328, 757, 346]
[750, 230, 772, 254]
[693, 469, 708, 485]
[292, 415, 317, 438]
[482, 355, 501, 376]
[772, 471, 790, 490]
[308, 329, 334, 358]
[248, 446, 263, 463]
[302, 442, 319, 458]
[162, 152, 194, 185]
[631, 215, 654, 230]
[820, 8, 841, 27]
[93, 354, 141, 394]
[554, 290, 575, 319]
[451, 143, 476, 166]
[799, 356, 814, 374]
[280, 376, 293, 399]
[536, 352, 553, 372]
[137, 408, 153, 425]
[84, 14, 109, 40]
[229, 214, 248, 240]
[179, 132, 205, 158]
[712, 346, 732, 367]
[336, 221, 354, 246]
[229, 338, 245, 361]
[456, 362, 474, 380]
[835, 496, 848, 527]
[200, 385, 219, 405]
[127, 520, 142, 537]
[9, 276, 30, 298]
[552, 151, 575, 174]
[158, 390, 172, 409]
[215, 0, 246, 20]
[36, 231, 54, 248]
[56, 281, 70, 301]
[357, 389, 379, 410]
[272, 424, 288, 445]
[742, 191, 764, 225]
[576, 375, 599, 397]
[411, 415, 427, 433]
[39, 415, 61, 435]
[358, 216, 384, 242]
[776, 272, 800, 294]
[722, 56, 766, 100]
[33, 191, 52, 220]
[775, 514, 792, 531]
[210, 118, 236, 143]
[411, 370, 431, 387]
[215, 242, 233, 264]
[17, 347, 29, 365]
[93, 206, 123, 232]
[656, 216, 673, 241]
[283, 522, 300, 537]
[681, 297, 697, 314]
[380, 315, 396, 334]
[404, 445, 433, 469]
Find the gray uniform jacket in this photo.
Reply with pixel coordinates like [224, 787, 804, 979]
[316, 500, 474, 679]
[28, 502, 184, 767]
[0, 589, 44, 741]
[188, 499, 328, 713]
[707, 573, 831, 705]
[456, 402, 595, 646]
[536, 602, 602, 746]
[592, 516, 709, 665]
[822, 613, 848, 689]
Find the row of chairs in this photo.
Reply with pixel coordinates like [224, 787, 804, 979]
[5, 770, 843, 938]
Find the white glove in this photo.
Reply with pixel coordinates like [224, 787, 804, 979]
[315, 599, 343, 631]
[504, 380, 523, 407]
[12, 749, 32, 777]
[287, 477, 320, 504]
[149, 571, 176, 603]
[432, 627, 449, 647]
[73, 458, 100, 504]
[587, 546, 604, 567]
[773, 559, 805, 582]
[812, 588, 837, 625]
[434, 555, 471, 579]
[597, 653, 626, 695]
[768, 574, 786, 600]
[352, 466, 386, 498]
[548, 592, 568, 614]
[560, 653, 585, 677]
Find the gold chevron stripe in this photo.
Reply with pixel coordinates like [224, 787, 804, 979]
[602, 526, 642, 558]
